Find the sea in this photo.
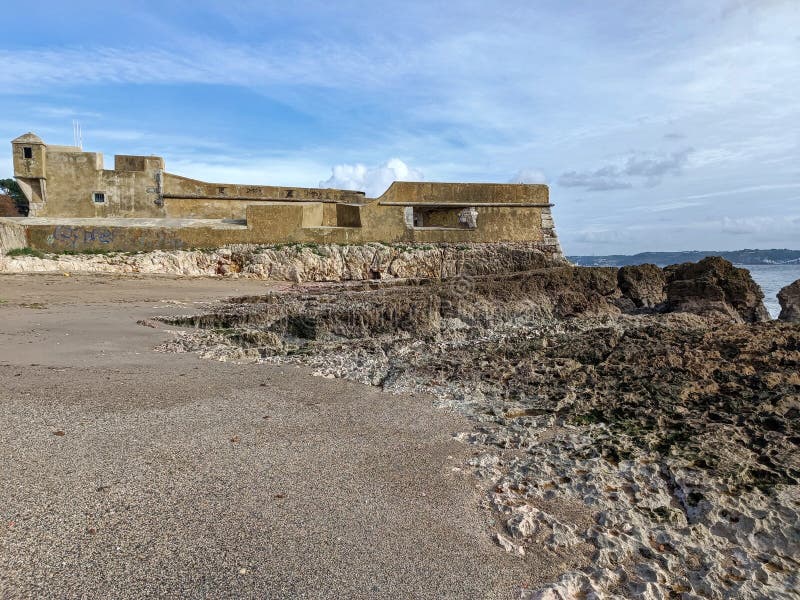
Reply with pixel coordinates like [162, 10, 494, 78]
[737, 264, 800, 318]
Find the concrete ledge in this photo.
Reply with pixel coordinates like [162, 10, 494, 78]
[0, 216, 247, 230]
[378, 202, 553, 208]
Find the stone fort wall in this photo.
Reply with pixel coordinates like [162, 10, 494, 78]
[5, 133, 562, 256]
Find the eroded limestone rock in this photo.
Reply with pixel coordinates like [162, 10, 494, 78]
[154, 262, 795, 600]
[778, 279, 800, 322]
[617, 263, 666, 310]
[664, 256, 770, 323]
[0, 242, 566, 282]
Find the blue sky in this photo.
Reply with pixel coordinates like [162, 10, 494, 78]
[1, 0, 798, 254]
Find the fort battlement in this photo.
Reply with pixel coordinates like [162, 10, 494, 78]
[2, 133, 561, 255]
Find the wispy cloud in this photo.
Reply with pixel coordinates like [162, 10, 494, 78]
[685, 183, 800, 200]
[31, 106, 103, 120]
[721, 215, 800, 235]
[575, 229, 629, 245]
[558, 169, 632, 192]
[0, 39, 408, 95]
[558, 148, 692, 191]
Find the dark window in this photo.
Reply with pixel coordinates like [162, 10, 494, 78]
[23, 147, 33, 159]
[93, 192, 106, 204]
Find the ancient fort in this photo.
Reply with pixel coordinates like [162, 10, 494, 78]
[1, 133, 561, 254]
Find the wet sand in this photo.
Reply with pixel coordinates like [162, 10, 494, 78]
[0, 274, 538, 599]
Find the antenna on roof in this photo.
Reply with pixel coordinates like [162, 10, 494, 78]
[72, 120, 83, 149]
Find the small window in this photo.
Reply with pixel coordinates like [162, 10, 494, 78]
[93, 192, 106, 204]
[23, 147, 33, 159]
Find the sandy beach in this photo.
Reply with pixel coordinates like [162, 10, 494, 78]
[0, 274, 545, 599]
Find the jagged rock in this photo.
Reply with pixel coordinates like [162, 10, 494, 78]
[777, 279, 800, 322]
[0, 242, 565, 282]
[617, 263, 666, 310]
[158, 265, 800, 600]
[495, 533, 525, 557]
[522, 572, 597, 600]
[522, 266, 621, 318]
[664, 257, 769, 323]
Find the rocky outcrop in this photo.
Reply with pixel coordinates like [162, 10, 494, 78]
[1, 236, 772, 324]
[778, 279, 800, 322]
[0, 242, 567, 282]
[162, 258, 771, 347]
[156, 265, 799, 600]
[664, 256, 770, 323]
[617, 263, 666, 310]
[3, 242, 769, 324]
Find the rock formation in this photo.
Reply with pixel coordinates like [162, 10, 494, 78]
[664, 256, 770, 323]
[778, 279, 800, 322]
[0, 241, 772, 322]
[0, 242, 566, 282]
[153, 258, 793, 599]
[616, 263, 666, 310]
[2, 240, 771, 327]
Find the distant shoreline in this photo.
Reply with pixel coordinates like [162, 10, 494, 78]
[568, 249, 800, 267]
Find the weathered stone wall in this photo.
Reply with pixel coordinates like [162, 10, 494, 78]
[12, 135, 47, 180]
[15, 145, 166, 219]
[375, 181, 549, 204]
[9, 135, 562, 252]
[162, 196, 343, 225]
[5, 206, 560, 254]
[0, 220, 27, 253]
[162, 172, 365, 221]
[11, 135, 365, 221]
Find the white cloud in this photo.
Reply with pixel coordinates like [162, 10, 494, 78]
[509, 169, 547, 184]
[721, 215, 800, 236]
[558, 169, 632, 192]
[574, 229, 628, 245]
[558, 148, 692, 191]
[319, 159, 423, 197]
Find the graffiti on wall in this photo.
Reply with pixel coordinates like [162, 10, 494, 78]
[49, 226, 114, 247]
[46, 226, 184, 250]
[132, 230, 185, 250]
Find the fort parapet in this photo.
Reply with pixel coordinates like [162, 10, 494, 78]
[2, 133, 562, 255]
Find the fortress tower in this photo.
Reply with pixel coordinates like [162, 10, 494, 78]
[11, 132, 48, 215]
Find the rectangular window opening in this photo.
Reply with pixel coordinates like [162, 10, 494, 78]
[93, 192, 106, 204]
[23, 147, 33, 159]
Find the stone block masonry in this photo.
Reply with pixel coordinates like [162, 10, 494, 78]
[5, 133, 563, 256]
